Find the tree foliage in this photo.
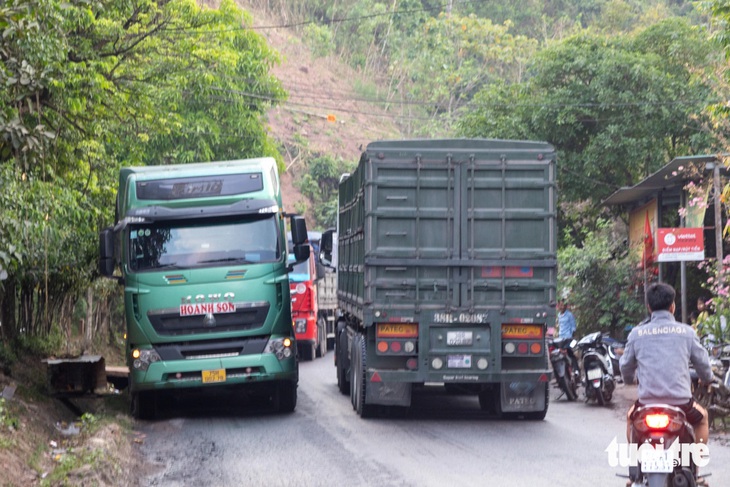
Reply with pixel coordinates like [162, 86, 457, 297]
[558, 220, 647, 338]
[294, 154, 354, 228]
[459, 18, 719, 205]
[0, 0, 285, 341]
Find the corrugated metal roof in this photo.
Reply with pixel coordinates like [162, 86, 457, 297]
[602, 155, 723, 207]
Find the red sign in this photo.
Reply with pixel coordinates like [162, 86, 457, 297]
[656, 228, 704, 262]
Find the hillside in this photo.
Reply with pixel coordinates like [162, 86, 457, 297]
[238, 2, 403, 221]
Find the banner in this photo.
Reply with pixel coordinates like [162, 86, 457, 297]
[656, 228, 705, 262]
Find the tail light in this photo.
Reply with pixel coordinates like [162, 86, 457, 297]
[645, 413, 670, 429]
[633, 407, 684, 433]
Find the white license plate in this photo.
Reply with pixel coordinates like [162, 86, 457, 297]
[641, 450, 674, 473]
[447, 331, 473, 346]
[587, 368, 602, 380]
[447, 355, 472, 368]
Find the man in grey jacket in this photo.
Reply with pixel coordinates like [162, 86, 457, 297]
[620, 282, 714, 445]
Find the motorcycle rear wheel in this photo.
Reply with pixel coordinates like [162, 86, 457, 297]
[558, 375, 578, 401]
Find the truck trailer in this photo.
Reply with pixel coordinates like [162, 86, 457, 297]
[98, 158, 309, 419]
[320, 139, 556, 418]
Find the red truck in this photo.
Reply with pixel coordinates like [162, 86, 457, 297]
[288, 249, 327, 361]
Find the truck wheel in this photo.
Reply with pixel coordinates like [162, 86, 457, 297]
[336, 325, 350, 395]
[316, 317, 327, 358]
[131, 390, 156, 420]
[299, 342, 315, 362]
[352, 333, 376, 418]
[274, 381, 297, 413]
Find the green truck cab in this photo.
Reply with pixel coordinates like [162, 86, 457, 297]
[321, 139, 556, 418]
[98, 158, 309, 419]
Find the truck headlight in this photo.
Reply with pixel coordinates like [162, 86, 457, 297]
[265, 336, 294, 361]
[293, 318, 307, 334]
[131, 348, 161, 371]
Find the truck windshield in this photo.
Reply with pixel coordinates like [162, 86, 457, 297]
[129, 215, 280, 271]
[287, 254, 310, 282]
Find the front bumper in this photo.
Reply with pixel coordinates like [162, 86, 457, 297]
[129, 352, 297, 393]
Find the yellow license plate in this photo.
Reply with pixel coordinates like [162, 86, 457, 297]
[502, 324, 543, 339]
[377, 323, 419, 338]
[202, 369, 226, 384]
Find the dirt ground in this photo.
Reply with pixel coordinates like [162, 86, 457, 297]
[0, 354, 140, 487]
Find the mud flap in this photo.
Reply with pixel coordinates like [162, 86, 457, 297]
[365, 379, 412, 407]
[500, 380, 546, 413]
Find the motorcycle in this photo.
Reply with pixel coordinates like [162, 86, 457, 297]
[692, 341, 730, 426]
[601, 333, 625, 379]
[626, 403, 707, 487]
[548, 337, 579, 401]
[576, 331, 615, 406]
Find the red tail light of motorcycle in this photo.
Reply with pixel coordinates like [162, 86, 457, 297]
[645, 413, 670, 429]
[633, 408, 684, 433]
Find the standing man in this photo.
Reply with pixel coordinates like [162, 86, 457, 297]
[557, 301, 580, 378]
[557, 301, 577, 339]
[620, 282, 713, 446]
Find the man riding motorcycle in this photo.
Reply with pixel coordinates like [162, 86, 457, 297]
[620, 283, 714, 447]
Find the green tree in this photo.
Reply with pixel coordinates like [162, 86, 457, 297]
[459, 19, 718, 205]
[559, 220, 646, 338]
[294, 154, 353, 228]
[0, 0, 286, 342]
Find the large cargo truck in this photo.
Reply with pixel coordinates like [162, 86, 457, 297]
[320, 139, 556, 418]
[98, 158, 310, 419]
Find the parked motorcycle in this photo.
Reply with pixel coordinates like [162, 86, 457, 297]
[548, 337, 579, 401]
[692, 341, 730, 426]
[575, 331, 615, 406]
[626, 404, 706, 487]
[600, 333, 625, 379]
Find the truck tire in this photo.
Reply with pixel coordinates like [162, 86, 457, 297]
[316, 316, 327, 358]
[336, 324, 350, 395]
[299, 342, 315, 362]
[274, 380, 297, 413]
[131, 390, 156, 420]
[351, 333, 376, 418]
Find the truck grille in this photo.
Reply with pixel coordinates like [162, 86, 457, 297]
[155, 337, 270, 361]
[147, 302, 270, 336]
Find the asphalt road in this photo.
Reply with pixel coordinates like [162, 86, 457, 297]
[136, 351, 730, 487]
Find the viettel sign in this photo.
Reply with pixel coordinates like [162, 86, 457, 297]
[656, 228, 704, 262]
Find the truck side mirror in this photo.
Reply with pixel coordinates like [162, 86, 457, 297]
[98, 227, 119, 280]
[290, 215, 308, 246]
[288, 215, 310, 268]
[320, 228, 334, 267]
[293, 243, 310, 264]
